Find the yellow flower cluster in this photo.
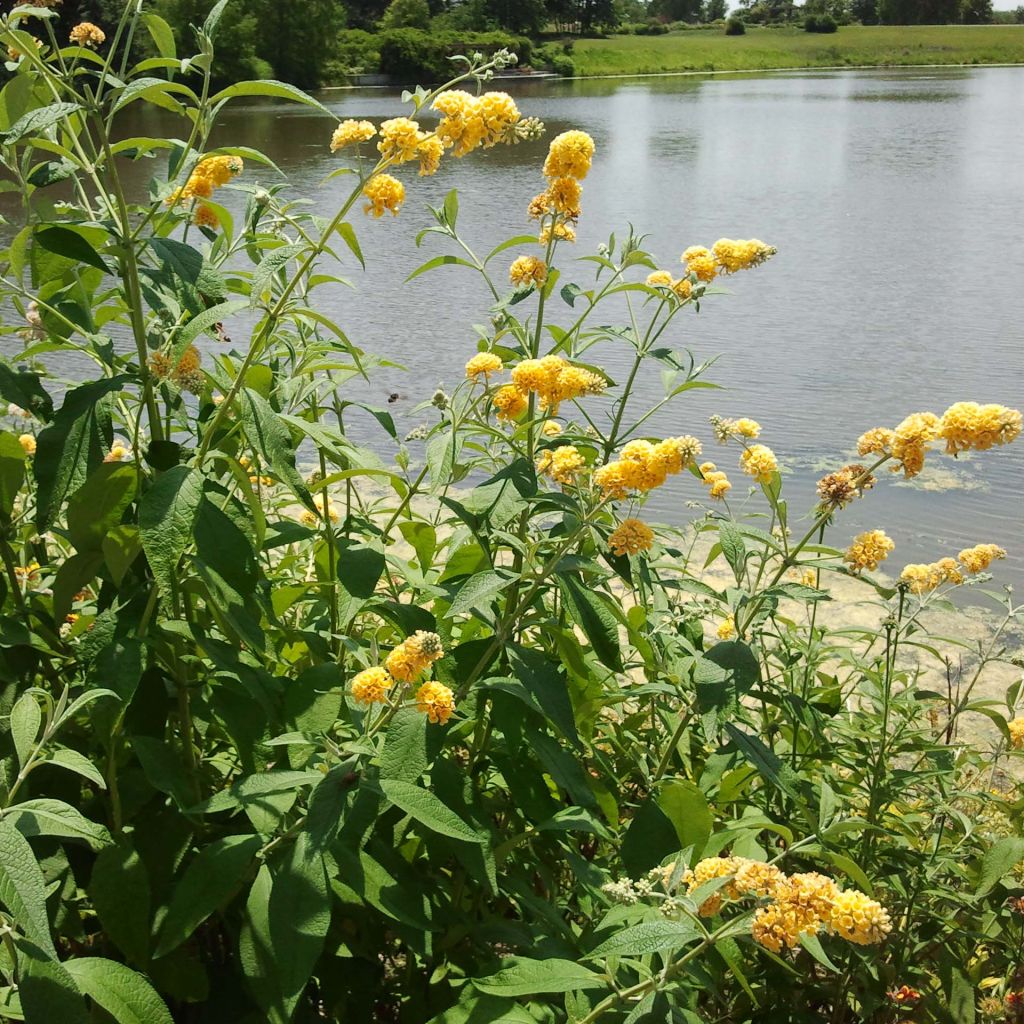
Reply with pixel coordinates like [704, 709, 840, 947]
[433, 90, 521, 157]
[493, 385, 528, 422]
[739, 444, 779, 484]
[167, 155, 243, 205]
[541, 420, 563, 437]
[899, 543, 1006, 594]
[938, 401, 1022, 454]
[711, 238, 778, 274]
[376, 117, 444, 176]
[510, 355, 606, 415]
[539, 222, 576, 244]
[536, 445, 586, 486]
[843, 529, 895, 572]
[70, 22, 105, 47]
[828, 889, 894, 945]
[593, 436, 702, 500]
[351, 666, 392, 705]
[681, 245, 719, 283]
[415, 681, 456, 725]
[717, 615, 736, 641]
[351, 657, 454, 725]
[711, 415, 762, 442]
[465, 352, 503, 380]
[607, 518, 654, 556]
[194, 204, 220, 230]
[385, 630, 445, 684]
[958, 542, 1006, 574]
[858, 402, 1021, 478]
[18, 433, 35, 456]
[1008, 717, 1024, 749]
[331, 119, 376, 152]
[645, 270, 693, 302]
[509, 255, 548, 289]
[300, 497, 339, 528]
[363, 174, 405, 217]
[543, 130, 596, 180]
[699, 461, 732, 500]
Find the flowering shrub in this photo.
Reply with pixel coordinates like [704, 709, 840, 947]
[0, 3, 1023, 1023]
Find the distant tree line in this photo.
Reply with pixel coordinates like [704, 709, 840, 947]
[46, 0, 998, 91]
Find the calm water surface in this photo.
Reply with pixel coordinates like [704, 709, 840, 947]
[9, 67, 1024, 585]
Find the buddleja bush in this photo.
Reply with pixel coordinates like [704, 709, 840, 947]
[0, 3, 1023, 1022]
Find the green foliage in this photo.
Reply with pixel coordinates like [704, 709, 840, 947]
[0, 6, 1022, 1024]
[381, 0, 432, 30]
[725, 15, 747, 31]
[377, 28, 533, 80]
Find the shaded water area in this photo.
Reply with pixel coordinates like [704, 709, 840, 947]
[6, 66, 1024, 587]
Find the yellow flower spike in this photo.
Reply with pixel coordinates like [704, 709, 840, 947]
[377, 117, 423, 165]
[607, 518, 654, 557]
[331, 119, 376, 152]
[739, 444, 778, 484]
[362, 174, 405, 218]
[681, 245, 717, 283]
[646, 270, 673, 288]
[433, 90, 485, 157]
[844, 530, 895, 573]
[416, 135, 444, 176]
[509, 255, 547, 289]
[543, 130, 596, 180]
[938, 401, 1022, 454]
[536, 446, 586, 486]
[351, 667, 392, 706]
[465, 352, 503, 380]
[70, 22, 105, 47]
[827, 890, 892, 945]
[415, 681, 455, 724]
[957, 543, 1006, 574]
[717, 615, 736, 641]
[492, 385, 527, 422]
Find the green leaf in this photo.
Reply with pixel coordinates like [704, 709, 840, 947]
[507, 645, 579, 746]
[379, 780, 485, 845]
[446, 569, 512, 620]
[209, 79, 335, 118]
[406, 254, 475, 283]
[717, 520, 746, 583]
[658, 780, 712, 856]
[694, 641, 759, 715]
[0, 820, 58, 959]
[15, 938, 88, 1023]
[34, 377, 122, 531]
[154, 835, 262, 958]
[250, 243, 305, 306]
[379, 707, 429, 783]
[34, 225, 108, 273]
[798, 932, 839, 972]
[67, 463, 137, 553]
[168, 298, 247, 363]
[0, 363, 53, 422]
[427, 994, 536, 1024]
[102, 525, 143, 586]
[0, 432, 28, 517]
[587, 919, 700, 960]
[620, 797, 680, 877]
[336, 221, 364, 268]
[557, 573, 622, 671]
[138, 465, 203, 598]
[45, 747, 106, 789]
[238, 836, 329, 1023]
[64, 958, 173, 1024]
[190, 770, 323, 815]
[976, 836, 1024, 895]
[724, 724, 804, 805]
[9, 692, 40, 769]
[473, 958, 604, 997]
[143, 13, 176, 58]
[239, 388, 312, 508]
[6, 798, 111, 850]
[3, 102, 81, 144]
[90, 842, 151, 965]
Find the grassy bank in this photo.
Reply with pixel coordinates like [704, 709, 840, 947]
[570, 24, 1024, 76]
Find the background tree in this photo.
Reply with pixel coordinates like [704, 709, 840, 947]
[702, 0, 729, 20]
[960, 0, 993, 22]
[650, 0, 704, 21]
[381, 0, 433, 28]
[849, 0, 878, 22]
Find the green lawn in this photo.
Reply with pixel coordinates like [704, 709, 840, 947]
[570, 24, 1024, 76]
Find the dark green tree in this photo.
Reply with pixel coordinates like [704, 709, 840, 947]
[849, 0, 878, 22]
[960, 0, 993, 22]
[702, 0, 729, 20]
[650, 0, 703, 19]
[381, 0, 432, 28]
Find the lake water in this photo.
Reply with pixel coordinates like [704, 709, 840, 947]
[7, 67, 1024, 587]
